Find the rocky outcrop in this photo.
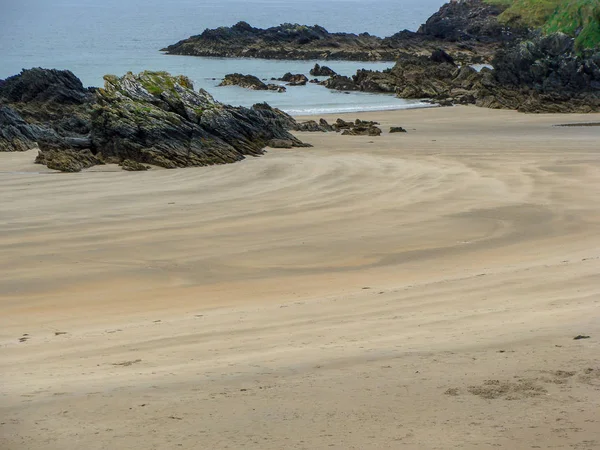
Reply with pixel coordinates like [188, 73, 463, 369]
[310, 64, 337, 77]
[120, 159, 150, 171]
[417, 0, 526, 42]
[475, 33, 600, 112]
[321, 75, 360, 91]
[35, 148, 103, 172]
[294, 118, 381, 135]
[0, 69, 310, 171]
[0, 68, 93, 152]
[219, 73, 285, 92]
[0, 106, 47, 152]
[323, 35, 600, 113]
[162, 22, 406, 61]
[162, 20, 498, 64]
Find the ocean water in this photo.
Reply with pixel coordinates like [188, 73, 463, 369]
[0, 0, 446, 114]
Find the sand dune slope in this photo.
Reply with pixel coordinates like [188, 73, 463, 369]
[1, 106, 599, 449]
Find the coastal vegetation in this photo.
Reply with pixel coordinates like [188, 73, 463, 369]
[485, 0, 600, 49]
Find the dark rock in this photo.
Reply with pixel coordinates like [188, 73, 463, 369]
[219, 73, 283, 91]
[294, 118, 333, 132]
[417, 0, 526, 42]
[573, 335, 591, 340]
[476, 33, 600, 112]
[0, 106, 48, 152]
[310, 64, 337, 76]
[120, 159, 150, 171]
[321, 75, 359, 91]
[431, 49, 455, 65]
[341, 126, 382, 136]
[162, 22, 409, 62]
[35, 148, 103, 172]
[279, 73, 308, 86]
[267, 139, 294, 148]
[334, 118, 354, 129]
[91, 71, 304, 169]
[2, 69, 310, 171]
[0, 67, 90, 104]
[390, 126, 407, 133]
[308, 78, 320, 84]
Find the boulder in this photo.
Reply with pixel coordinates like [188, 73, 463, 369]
[120, 159, 150, 171]
[321, 75, 359, 91]
[294, 118, 334, 132]
[390, 126, 407, 133]
[279, 73, 308, 86]
[310, 64, 337, 76]
[35, 148, 103, 172]
[341, 126, 382, 136]
[219, 73, 283, 91]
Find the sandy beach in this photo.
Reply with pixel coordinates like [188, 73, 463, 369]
[1, 105, 599, 449]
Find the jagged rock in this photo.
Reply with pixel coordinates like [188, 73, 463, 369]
[334, 118, 354, 129]
[91, 71, 304, 168]
[162, 22, 410, 61]
[0, 106, 45, 152]
[355, 119, 380, 126]
[310, 64, 337, 76]
[279, 73, 308, 86]
[120, 159, 150, 171]
[0, 68, 93, 151]
[476, 33, 600, 112]
[390, 126, 407, 133]
[417, 0, 526, 42]
[1, 69, 310, 171]
[294, 118, 333, 132]
[341, 126, 382, 136]
[35, 148, 103, 172]
[219, 73, 285, 92]
[267, 139, 294, 148]
[161, 19, 499, 64]
[321, 75, 359, 91]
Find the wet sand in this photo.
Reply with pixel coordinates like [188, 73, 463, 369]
[1, 106, 599, 449]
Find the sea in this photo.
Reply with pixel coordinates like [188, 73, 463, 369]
[0, 0, 447, 115]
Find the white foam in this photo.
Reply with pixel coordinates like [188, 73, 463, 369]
[284, 101, 437, 116]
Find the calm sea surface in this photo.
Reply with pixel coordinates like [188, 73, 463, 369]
[0, 0, 446, 114]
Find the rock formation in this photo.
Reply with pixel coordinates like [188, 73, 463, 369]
[417, 0, 526, 42]
[322, 36, 600, 113]
[219, 73, 286, 92]
[162, 19, 502, 64]
[310, 64, 337, 77]
[278, 73, 309, 86]
[0, 69, 310, 171]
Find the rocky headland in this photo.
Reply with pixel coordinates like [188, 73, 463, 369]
[0, 69, 309, 171]
[161, 0, 518, 65]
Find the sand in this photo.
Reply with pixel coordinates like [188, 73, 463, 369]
[1, 106, 599, 449]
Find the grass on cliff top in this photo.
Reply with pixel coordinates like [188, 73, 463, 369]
[484, 0, 600, 50]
